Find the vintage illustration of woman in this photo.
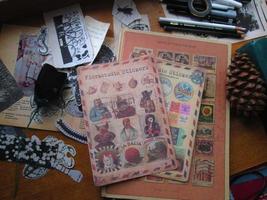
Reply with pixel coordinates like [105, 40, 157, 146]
[120, 118, 138, 142]
[144, 114, 161, 138]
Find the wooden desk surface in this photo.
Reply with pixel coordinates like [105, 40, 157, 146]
[1, 0, 267, 199]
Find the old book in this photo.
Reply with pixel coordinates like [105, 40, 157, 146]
[77, 56, 177, 186]
[156, 59, 206, 182]
[102, 29, 230, 199]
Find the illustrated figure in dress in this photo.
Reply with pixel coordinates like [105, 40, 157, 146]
[94, 122, 115, 150]
[144, 114, 160, 138]
[120, 118, 138, 142]
[140, 90, 155, 113]
[90, 98, 112, 122]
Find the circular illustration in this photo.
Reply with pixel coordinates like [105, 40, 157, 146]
[160, 77, 172, 96]
[174, 82, 194, 101]
[128, 77, 138, 88]
[124, 147, 143, 165]
[190, 70, 205, 85]
[201, 105, 212, 116]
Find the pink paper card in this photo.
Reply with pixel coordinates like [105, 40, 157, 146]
[77, 56, 177, 186]
[102, 29, 230, 200]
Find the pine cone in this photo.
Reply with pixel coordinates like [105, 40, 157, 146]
[227, 53, 267, 117]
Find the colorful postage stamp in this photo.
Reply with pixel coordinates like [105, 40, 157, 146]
[195, 139, 213, 155]
[196, 124, 214, 138]
[192, 55, 217, 72]
[168, 112, 179, 125]
[199, 103, 215, 123]
[174, 52, 190, 65]
[178, 115, 189, 124]
[192, 158, 215, 187]
[157, 50, 174, 61]
[174, 82, 194, 102]
[170, 127, 187, 146]
[179, 103, 191, 115]
[169, 101, 180, 113]
[203, 73, 216, 99]
[190, 69, 205, 85]
[130, 47, 153, 58]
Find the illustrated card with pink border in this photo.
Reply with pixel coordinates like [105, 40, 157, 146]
[77, 56, 177, 186]
[156, 59, 206, 182]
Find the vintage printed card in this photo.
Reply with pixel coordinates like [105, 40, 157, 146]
[44, 4, 93, 68]
[156, 59, 206, 182]
[77, 56, 177, 186]
[102, 29, 230, 199]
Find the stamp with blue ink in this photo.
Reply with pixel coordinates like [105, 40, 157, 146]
[190, 70, 205, 85]
[174, 82, 193, 102]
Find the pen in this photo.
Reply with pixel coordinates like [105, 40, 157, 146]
[160, 0, 235, 10]
[212, 3, 235, 10]
[159, 17, 247, 32]
[215, 0, 242, 8]
[159, 19, 242, 34]
[167, 8, 236, 25]
[163, 25, 245, 38]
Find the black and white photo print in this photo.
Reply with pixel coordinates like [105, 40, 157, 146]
[44, 4, 93, 68]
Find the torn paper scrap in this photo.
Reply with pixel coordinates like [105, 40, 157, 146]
[112, 0, 141, 26]
[84, 16, 110, 62]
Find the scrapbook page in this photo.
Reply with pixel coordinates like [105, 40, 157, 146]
[0, 25, 71, 130]
[155, 59, 206, 182]
[77, 56, 177, 186]
[102, 30, 230, 199]
[0, 22, 110, 133]
[0, 25, 59, 130]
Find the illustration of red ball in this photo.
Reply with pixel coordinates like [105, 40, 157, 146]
[125, 147, 141, 164]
